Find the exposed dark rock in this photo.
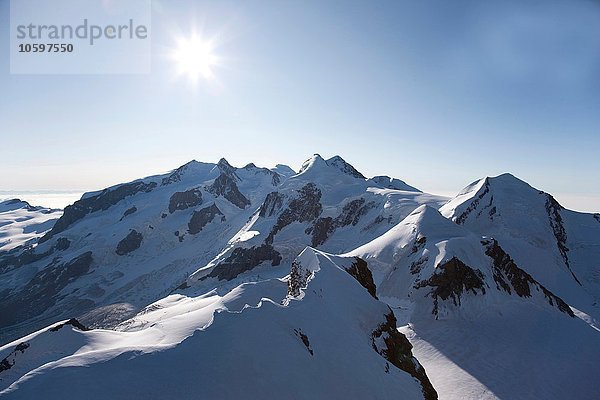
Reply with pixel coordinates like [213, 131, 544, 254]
[204, 244, 282, 281]
[0, 342, 30, 373]
[188, 204, 224, 234]
[0, 245, 53, 273]
[161, 161, 196, 185]
[288, 260, 313, 297]
[415, 257, 486, 316]
[411, 236, 427, 254]
[120, 206, 137, 221]
[307, 217, 333, 247]
[55, 237, 71, 251]
[371, 310, 438, 400]
[294, 329, 313, 356]
[345, 257, 378, 299]
[483, 239, 574, 316]
[206, 173, 250, 209]
[545, 194, 581, 285]
[266, 183, 323, 244]
[161, 213, 167, 219]
[168, 188, 203, 213]
[362, 214, 393, 232]
[40, 181, 156, 242]
[115, 230, 143, 256]
[0, 252, 93, 327]
[410, 257, 428, 275]
[326, 155, 366, 179]
[594, 214, 600, 223]
[49, 318, 89, 332]
[455, 179, 490, 225]
[259, 192, 285, 217]
[216, 158, 238, 178]
[307, 198, 376, 246]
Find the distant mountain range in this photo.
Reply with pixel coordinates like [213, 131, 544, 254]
[1, 155, 598, 399]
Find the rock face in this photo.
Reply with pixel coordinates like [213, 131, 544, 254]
[307, 198, 375, 246]
[116, 230, 143, 256]
[120, 206, 137, 221]
[371, 311, 438, 400]
[415, 257, 486, 316]
[544, 194, 581, 285]
[455, 179, 490, 225]
[204, 244, 282, 281]
[41, 181, 156, 242]
[483, 238, 574, 316]
[206, 173, 250, 209]
[0, 252, 93, 327]
[259, 192, 285, 217]
[344, 257, 377, 299]
[168, 188, 203, 214]
[266, 183, 323, 244]
[187, 204, 224, 234]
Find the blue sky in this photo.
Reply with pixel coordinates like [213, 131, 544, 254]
[1, 0, 599, 212]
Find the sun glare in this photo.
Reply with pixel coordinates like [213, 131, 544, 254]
[171, 35, 217, 84]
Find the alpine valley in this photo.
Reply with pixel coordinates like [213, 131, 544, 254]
[1, 155, 598, 399]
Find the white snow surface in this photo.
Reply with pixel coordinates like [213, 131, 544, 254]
[2, 158, 600, 399]
[0, 200, 62, 252]
[0, 248, 425, 399]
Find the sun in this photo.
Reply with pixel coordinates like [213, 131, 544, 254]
[170, 35, 217, 84]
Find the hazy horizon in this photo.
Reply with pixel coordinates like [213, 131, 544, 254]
[1, 154, 597, 213]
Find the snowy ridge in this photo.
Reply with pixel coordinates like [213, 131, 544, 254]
[1, 157, 599, 399]
[0, 248, 435, 399]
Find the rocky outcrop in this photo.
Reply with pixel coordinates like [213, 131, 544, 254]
[161, 161, 195, 185]
[259, 192, 285, 217]
[116, 230, 143, 256]
[206, 173, 250, 209]
[545, 194, 581, 285]
[49, 318, 89, 332]
[345, 257, 377, 299]
[455, 179, 490, 225]
[55, 237, 71, 251]
[307, 198, 375, 246]
[294, 328, 313, 356]
[371, 311, 438, 400]
[120, 206, 137, 221]
[168, 188, 203, 214]
[204, 244, 282, 281]
[187, 204, 224, 234]
[288, 260, 313, 297]
[327, 155, 366, 179]
[0, 342, 30, 373]
[40, 181, 156, 242]
[266, 183, 323, 244]
[415, 257, 486, 316]
[483, 239, 574, 316]
[0, 252, 93, 327]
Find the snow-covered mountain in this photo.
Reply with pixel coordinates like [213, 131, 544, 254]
[439, 173, 600, 321]
[0, 199, 61, 253]
[0, 157, 598, 399]
[349, 205, 600, 399]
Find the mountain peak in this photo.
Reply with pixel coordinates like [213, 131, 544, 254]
[296, 154, 365, 180]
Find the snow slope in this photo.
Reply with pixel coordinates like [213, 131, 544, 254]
[349, 205, 600, 400]
[439, 173, 600, 320]
[0, 155, 441, 346]
[0, 200, 61, 252]
[0, 248, 435, 400]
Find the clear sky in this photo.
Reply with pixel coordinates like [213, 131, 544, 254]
[1, 0, 598, 212]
